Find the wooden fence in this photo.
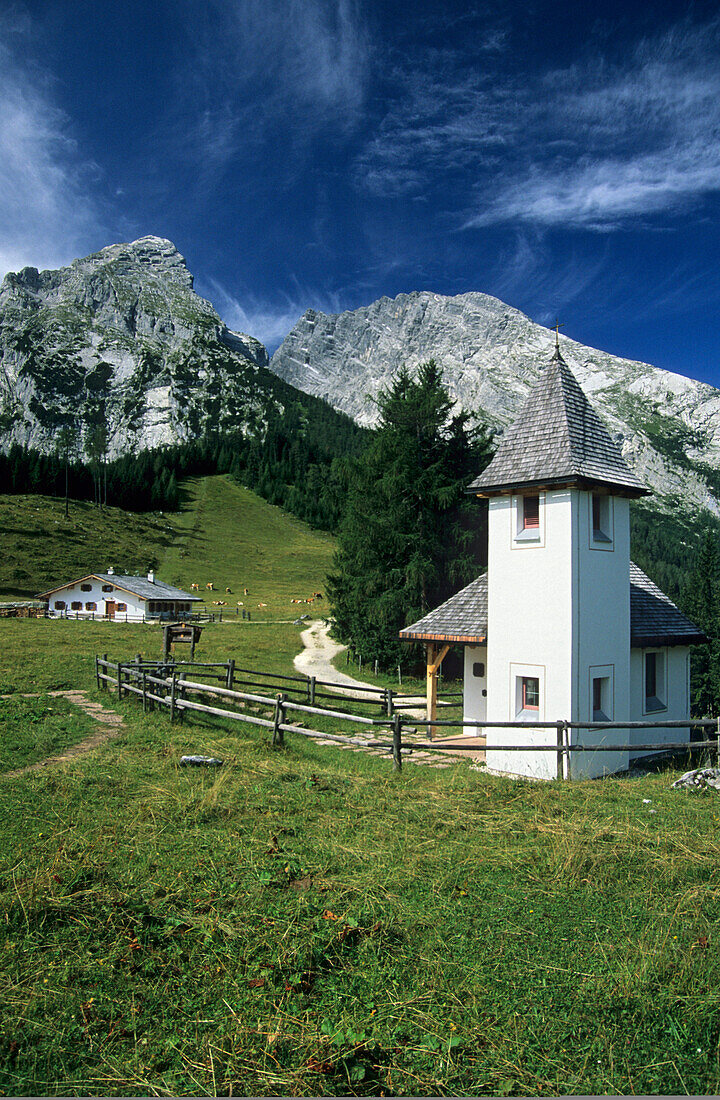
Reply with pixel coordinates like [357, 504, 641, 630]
[95, 655, 720, 775]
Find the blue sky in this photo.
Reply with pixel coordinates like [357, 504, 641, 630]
[3, 1, 720, 383]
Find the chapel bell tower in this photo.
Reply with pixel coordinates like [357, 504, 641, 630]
[466, 343, 649, 779]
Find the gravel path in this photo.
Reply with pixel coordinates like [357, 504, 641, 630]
[292, 620, 485, 767]
[293, 619, 427, 716]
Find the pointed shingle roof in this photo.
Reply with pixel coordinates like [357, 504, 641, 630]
[468, 348, 648, 497]
[399, 565, 706, 647]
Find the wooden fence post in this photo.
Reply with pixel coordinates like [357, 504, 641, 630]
[386, 688, 394, 717]
[392, 713, 402, 772]
[716, 716, 720, 768]
[556, 720, 566, 780]
[309, 676, 316, 706]
[272, 693, 286, 748]
[142, 671, 148, 714]
[170, 672, 177, 723]
[103, 654, 108, 692]
[117, 663, 123, 700]
[226, 659, 235, 691]
[95, 656, 100, 691]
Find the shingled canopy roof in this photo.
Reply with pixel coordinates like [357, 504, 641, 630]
[400, 565, 706, 647]
[467, 347, 648, 497]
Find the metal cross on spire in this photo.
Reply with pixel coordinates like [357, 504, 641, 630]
[554, 318, 564, 350]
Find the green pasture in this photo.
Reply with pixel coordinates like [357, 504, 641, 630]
[1, 478, 720, 1095]
[0, 494, 174, 601]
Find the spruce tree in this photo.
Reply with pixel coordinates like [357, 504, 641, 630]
[683, 529, 720, 716]
[327, 360, 493, 667]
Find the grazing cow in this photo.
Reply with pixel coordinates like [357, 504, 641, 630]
[225, 587, 232, 593]
[236, 601, 244, 607]
[244, 587, 249, 595]
[206, 582, 214, 591]
[190, 583, 200, 591]
[258, 602, 267, 608]
[314, 592, 323, 599]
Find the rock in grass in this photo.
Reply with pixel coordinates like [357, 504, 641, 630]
[672, 768, 720, 790]
[179, 755, 223, 767]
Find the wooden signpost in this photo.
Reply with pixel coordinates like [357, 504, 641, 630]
[163, 621, 204, 662]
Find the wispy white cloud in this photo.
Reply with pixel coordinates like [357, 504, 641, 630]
[0, 23, 105, 279]
[204, 277, 347, 351]
[179, 0, 372, 172]
[357, 18, 720, 231]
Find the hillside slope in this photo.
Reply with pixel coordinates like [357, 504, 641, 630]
[270, 291, 720, 516]
[0, 477, 334, 613]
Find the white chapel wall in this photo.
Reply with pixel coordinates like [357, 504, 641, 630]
[629, 646, 690, 759]
[569, 492, 630, 779]
[485, 490, 574, 780]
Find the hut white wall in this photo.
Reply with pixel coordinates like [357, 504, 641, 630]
[463, 645, 487, 733]
[629, 646, 690, 759]
[569, 492, 630, 779]
[485, 490, 574, 780]
[48, 579, 146, 621]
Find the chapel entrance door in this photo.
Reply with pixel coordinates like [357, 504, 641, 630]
[106, 601, 116, 620]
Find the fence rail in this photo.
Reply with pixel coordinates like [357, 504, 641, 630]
[96, 655, 720, 776]
[95, 654, 443, 716]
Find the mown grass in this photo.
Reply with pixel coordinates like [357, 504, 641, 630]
[1, 692, 720, 1096]
[161, 475, 334, 620]
[0, 696, 97, 773]
[2, 480, 720, 1094]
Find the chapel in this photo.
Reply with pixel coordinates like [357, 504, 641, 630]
[400, 343, 706, 779]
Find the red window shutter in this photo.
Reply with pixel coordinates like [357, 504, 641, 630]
[523, 495, 539, 529]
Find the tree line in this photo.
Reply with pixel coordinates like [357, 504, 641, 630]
[0, 396, 367, 531]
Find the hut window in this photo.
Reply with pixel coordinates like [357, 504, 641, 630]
[85, 601, 97, 611]
[71, 601, 82, 610]
[54, 601, 66, 610]
[102, 584, 114, 592]
[473, 662, 485, 678]
[81, 583, 92, 592]
[116, 602, 127, 612]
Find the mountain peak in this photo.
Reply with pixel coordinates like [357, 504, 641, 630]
[269, 288, 720, 517]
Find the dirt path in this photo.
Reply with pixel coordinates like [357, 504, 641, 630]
[292, 620, 485, 767]
[293, 619, 429, 716]
[2, 690, 125, 779]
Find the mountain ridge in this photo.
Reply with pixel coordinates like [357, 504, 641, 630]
[0, 236, 271, 459]
[269, 289, 720, 516]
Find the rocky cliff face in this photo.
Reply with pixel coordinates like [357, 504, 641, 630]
[0, 236, 273, 459]
[269, 291, 720, 516]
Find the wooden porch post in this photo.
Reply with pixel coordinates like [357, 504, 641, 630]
[426, 642, 450, 739]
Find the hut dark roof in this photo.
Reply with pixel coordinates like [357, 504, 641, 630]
[400, 564, 706, 647]
[38, 573, 201, 601]
[468, 348, 648, 497]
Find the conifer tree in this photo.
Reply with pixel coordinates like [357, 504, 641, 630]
[683, 528, 720, 715]
[327, 360, 494, 667]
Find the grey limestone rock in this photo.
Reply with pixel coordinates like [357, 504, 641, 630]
[269, 290, 720, 517]
[0, 235, 273, 459]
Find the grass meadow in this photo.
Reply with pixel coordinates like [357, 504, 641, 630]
[1, 477, 720, 1094]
